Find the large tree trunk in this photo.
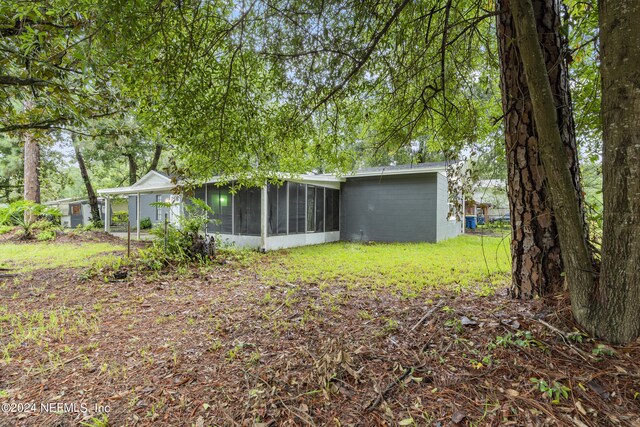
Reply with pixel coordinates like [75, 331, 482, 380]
[509, 0, 595, 331]
[23, 132, 40, 203]
[592, 0, 640, 344]
[126, 153, 137, 186]
[149, 143, 162, 172]
[496, 0, 586, 298]
[72, 134, 101, 224]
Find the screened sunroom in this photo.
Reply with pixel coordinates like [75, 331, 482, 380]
[194, 175, 342, 251]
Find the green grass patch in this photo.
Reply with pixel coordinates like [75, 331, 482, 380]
[260, 235, 511, 295]
[0, 242, 125, 272]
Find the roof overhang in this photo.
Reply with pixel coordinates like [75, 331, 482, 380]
[98, 184, 177, 196]
[205, 172, 345, 190]
[346, 166, 447, 178]
[97, 170, 177, 196]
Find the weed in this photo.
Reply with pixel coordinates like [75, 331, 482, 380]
[530, 377, 570, 403]
[488, 331, 539, 350]
[357, 310, 373, 320]
[592, 344, 615, 357]
[80, 414, 109, 427]
[568, 331, 588, 343]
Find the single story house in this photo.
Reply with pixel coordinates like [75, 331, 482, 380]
[98, 163, 463, 249]
[97, 170, 178, 239]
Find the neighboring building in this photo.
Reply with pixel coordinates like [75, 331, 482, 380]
[44, 197, 107, 228]
[466, 179, 509, 222]
[98, 163, 463, 249]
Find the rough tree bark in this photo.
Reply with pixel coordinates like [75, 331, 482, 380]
[126, 153, 137, 186]
[22, 132, 40, 203]
[497, 0, 586, 298]
[149, 143, 162, 173]
[593, 0, 640, 344]
[72, 134, 101, 224]
[509, 0, 595, 330]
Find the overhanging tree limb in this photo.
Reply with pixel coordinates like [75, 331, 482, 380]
[0, 75, 51, 86]
[305, 0, 413, 119]
[0, 110, 123, 133]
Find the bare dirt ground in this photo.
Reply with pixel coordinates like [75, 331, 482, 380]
[0, 228, 148, 246]
[1, 254, 639, 426]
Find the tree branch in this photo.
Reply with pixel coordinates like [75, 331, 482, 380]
[305, 0, 413, 119]
[0, 75, 51, 87]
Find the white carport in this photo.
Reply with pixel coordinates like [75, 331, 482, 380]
[97, 171, 178, 240]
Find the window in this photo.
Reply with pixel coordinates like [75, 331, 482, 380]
[234, 187, 261, 235]
[306, 186, 316, 231]
[71, 205, 81, 215]
[325, 189, 340, 231]
[268, 183, 288, 236]
[288, 183, 306, 234]
[207, 184, 233, 234]
[315, 187, 325, 232]
[156, 195, 162, 221]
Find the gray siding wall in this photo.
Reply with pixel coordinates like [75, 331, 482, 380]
[435, 172, 461, 241]
[340, 173, 439, 242]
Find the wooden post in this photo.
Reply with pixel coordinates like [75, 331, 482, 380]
[164, 213, 168, 254]
[104, 196, 110, 232]
[136, 192, 141, 241]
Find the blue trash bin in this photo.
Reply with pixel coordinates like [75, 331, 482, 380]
[465, 215, 477, 229]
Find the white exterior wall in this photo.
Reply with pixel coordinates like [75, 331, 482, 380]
[216, 234, 262, 249]
[265, 231, 340, 250]
[212, 231, 340, 251]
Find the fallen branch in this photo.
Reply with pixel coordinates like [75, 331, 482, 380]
[411, 300, 444, 331]
[366, 367, 417, 412]
[535, 319, 594, 361]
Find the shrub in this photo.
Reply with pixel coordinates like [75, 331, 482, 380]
[139, 198, 215, 268]
[37, 229, 57, 241]
[0, 225, 14, 234]
[111, 211, 129, 225]
[79, 222, 95, 231]
[140, 217, 153, 230]
[0, 200, 61, 238]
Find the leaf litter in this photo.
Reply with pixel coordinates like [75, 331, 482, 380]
[0, 254, 639, 426]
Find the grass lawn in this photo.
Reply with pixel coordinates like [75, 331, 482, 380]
[260, 234, 511, 296]
[0, 242, 125, 272]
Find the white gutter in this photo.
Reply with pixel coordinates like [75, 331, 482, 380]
[347, 167, 447, 178]
[97, 184, 177, 196]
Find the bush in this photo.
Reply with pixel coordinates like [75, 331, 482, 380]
[111, 211, 129, 225]
[0, 225, 14, 234]
[0, 200, 61, 238]
[37, 229, 57, 241]
[79, 222, 97, 231]
[140, 217, 153, 230]
[139, 198, 215, 268]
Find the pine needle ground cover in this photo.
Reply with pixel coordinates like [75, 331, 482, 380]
[1, 236, 638, 426]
